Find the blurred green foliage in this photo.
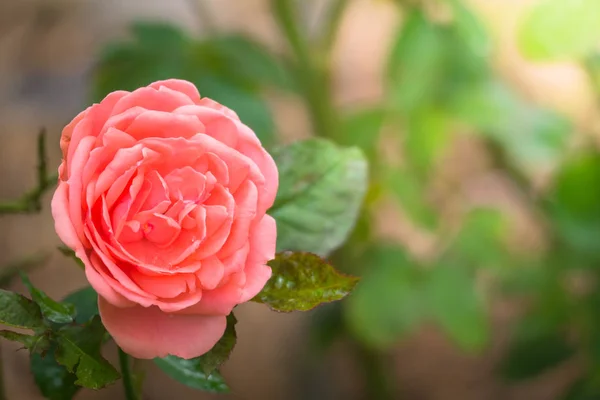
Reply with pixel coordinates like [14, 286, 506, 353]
[93, 0, 600, 398]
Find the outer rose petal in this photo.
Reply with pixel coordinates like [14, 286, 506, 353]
[51, 181, 81, 250]
[240, 215, 276, 302]
[99, 297, 226, 359]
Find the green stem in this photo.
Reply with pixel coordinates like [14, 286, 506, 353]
[354, 343, 395, 400]
[320, 0, 349, 53]
[118, 348, 138, 400]
[272, 0, 339, 139]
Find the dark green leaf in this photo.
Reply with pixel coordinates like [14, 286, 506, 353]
[93, 22, 189, 101]
[270, 138, 368, 256]
[31, 345, 80, 400]
[205, 35, 295, 91]
[21, 274, 75, 324]
[62, 286, 98, 324]
[346, 246, 424, 348]
[253, 252, 359, 312]
[154, 356, 229, 393]
[193, 313, 237, 376]
[426, 265, 489, 352]
[0, 289, 44, 329]
[518, 0, 600, 61]
[93, 23, 277, 147]
[55, 316, 120, 389]
[561, 379, 600, 400]
[498, 327, 574, 381]
[0, 330, 50, 354]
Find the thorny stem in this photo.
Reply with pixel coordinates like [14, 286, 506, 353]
[0, 129, 57, 215]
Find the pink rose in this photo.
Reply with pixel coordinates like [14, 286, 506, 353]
[52, 79, 278, 359]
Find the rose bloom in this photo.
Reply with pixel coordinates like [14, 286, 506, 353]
[52, 79, 278, 359]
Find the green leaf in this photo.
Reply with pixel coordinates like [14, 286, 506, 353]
[386, 167, 438, 230]
[253, 252, 359, 312]
[270, 138, 368, 256]
[405, 106, 452, 176]
[452, 80, 571, 168]
[62, 286, 98, 324]
[31, 345, 80, 400]
[154, 356, 229, 393]
[451, 208, 507, 268]
[561, 379, 600, 400]
[387, 9, 447, 113]
[346, 246, 424, 348]
[0, 330, 50, 354]
[450, 0, 491, 59]
[518, 0, 600, 61]
[54, 316, 120, 389]
[193, 313, 237, 376]
[21, 274, 75, 324]
[337, 108, 386, 157]
[498, 326, 574, 381]
[93, 22, 189, 101]
[550, 152, 600, 258]
[426, 265, 489, 352]
[0, 289, 45, 329]
[204, 35, 295, 91]
[93, 23, 277, 147]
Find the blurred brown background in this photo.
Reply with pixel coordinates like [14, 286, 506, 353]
[0, 1, 597, 399]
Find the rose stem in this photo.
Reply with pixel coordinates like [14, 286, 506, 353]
[118, 348, 139, 400]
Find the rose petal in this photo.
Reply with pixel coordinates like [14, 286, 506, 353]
[125, 110, 205, 141]
[149, 79, 201, 103]
[240, 214, 276, 302]
[196, 256, 224, 290]
[51, 182, 81, 251]
[99, 297, 226, 359]
[111, 87, 192, 115]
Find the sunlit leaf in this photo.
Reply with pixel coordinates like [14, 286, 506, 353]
[270, 139, 368, 256]
[254, 252, 359, 312]
[519, 0, 600, 61]
[550, 152, 600, 258]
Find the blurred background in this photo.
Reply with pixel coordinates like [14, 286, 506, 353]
[1, 0, 600, 399]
